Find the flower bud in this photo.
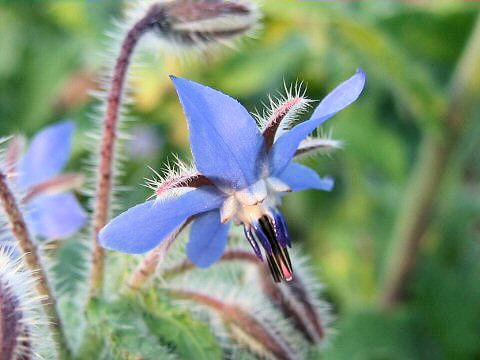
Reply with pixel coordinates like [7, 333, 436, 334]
[0, 249, 55, 359]
[151, 0, 260, 48]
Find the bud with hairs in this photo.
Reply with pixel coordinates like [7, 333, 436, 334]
[0, 248, 55, 359]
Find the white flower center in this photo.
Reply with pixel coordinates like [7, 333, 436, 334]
[219, 177, 290, 225]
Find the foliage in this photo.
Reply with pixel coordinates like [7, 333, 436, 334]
[0, 1, 479, 359]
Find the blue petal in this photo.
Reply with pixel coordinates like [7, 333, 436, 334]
[270, 69, 366, 174]
[99, 187, 225, 254]
[277, 162, 334, 192]
[27, 192, 87, 239]
[170, 76, 265, 190]
[19, 121, 74, 188]
[186, 210, 230, 268]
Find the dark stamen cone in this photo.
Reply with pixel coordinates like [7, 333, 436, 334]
[243, 225, 263, 261]
[256, 216, 293, 283]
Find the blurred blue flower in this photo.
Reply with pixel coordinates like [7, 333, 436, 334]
[126, 124, 163, 161]
[17, 121, 87, 240]
[100, 70, 365, 282]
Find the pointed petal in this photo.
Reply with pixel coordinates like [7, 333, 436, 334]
[277, 162, 334, 192]
[99, 187, 225, 254]
[19, 121, 75, 188]
[27, 192, 87, 239]
[310, 68, 366, 121]
[186, 210, 230, 268]
[171, 76, 265, 190]
[270, 69, 365, 174]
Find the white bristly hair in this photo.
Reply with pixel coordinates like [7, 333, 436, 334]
[0, 247, 57, 359]
[255, 81, 313, 140]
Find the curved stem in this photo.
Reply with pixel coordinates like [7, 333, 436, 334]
[90, 0, 257, 295]
[379, 136, 451, 309]
[162, 249, 258, 279]
[90, 7, 160, 295]
[0, 172, 69, 357]
[379, 14, 480, 309]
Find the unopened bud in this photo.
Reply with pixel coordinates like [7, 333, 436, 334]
[1, 277, 24, 359]
[0, 249, 54, 359]
[143, 0, 260, 49]
[170, 289, 296, 360]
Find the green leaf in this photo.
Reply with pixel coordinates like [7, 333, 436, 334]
[323, 309, 417, 360]
[143, 300, 222, 360]
[378, 9, 477, 71]
[49, 236, 91, 354]
[82, 299, 177, 360]
[52, 236, 90, 296]
[329, 14, 446, 132]
[196, 34, 310, 98]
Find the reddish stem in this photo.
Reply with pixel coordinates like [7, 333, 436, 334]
[0, 172, 68, 356]
[90, 6, 161, 294]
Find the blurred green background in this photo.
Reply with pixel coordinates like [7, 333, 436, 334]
[1, 1, 480, 359]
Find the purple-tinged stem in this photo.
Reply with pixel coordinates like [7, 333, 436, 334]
[0, 172, 69, 357]
[161, 249, 257, 278]
[90, 6, 161, 295]
[168, 288, 296, 360]
[91, 0, 258, 294]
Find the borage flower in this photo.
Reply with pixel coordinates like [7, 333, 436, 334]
[100, 70, 365, 282]
[7, 121, 87, 240]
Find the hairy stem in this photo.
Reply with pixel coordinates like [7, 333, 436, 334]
[90, 7, 160, 295]
[90, 0, 258, 295]
[379, 15, 480, 309]
[161, 249, 258, 279]
[0, 172, 69, 357]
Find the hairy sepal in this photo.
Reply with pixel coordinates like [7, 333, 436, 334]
[257, 82, 313, 150]
[294, 135, 343, 159]
[144, 157, 213, 201]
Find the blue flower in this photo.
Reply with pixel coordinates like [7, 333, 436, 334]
[15, 121, 87, 240]
[100, 70, 365, 282]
